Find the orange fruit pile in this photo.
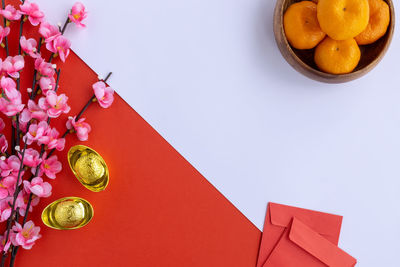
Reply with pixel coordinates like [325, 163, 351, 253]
[283, 0, 390, 74]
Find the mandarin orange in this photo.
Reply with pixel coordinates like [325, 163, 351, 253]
[317, 0, 370, 40]
[355, 0, 390, 45]
[284, 1, 326, 49]
[314, 37, 361, 74]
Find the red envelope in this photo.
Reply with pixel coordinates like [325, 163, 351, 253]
[256, 203, 344, 267]
[263, 218, 357, 266]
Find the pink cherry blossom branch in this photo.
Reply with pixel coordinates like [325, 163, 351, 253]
[48, 72, 113, 159]
[18, 68, 60, 148]
[8, 72, 112, 266]
[76, 72, 113, 120]
[60, 16, 70, 35]
[8, 209, 19, 266]
[29, 37, 43, 100]
[12, 1, 27, 155]
[17, 16, 25, 55]
[6, 68, 61, 265]
[21, 72, 111, 218]
[1, 0, 9, 57]
[8, 146, 44, 266]
[10, 69, 72, 267]
[48, 16, 70, 63]
[0, 2, 92, 265]
[0, 141, 27, 267]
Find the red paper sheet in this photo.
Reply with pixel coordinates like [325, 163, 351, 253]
[1, 1, 261, 265]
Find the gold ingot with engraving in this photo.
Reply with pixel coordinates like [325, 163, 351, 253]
[41, 197, 94, 230]
[68, 145, 109, 192]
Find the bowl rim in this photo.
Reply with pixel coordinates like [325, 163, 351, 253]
[273, 0, 395, 83]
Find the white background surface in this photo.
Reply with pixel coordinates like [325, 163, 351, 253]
[36, 0, 399, 265]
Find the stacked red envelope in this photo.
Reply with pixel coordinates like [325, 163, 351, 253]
[257, 203, 357, 267]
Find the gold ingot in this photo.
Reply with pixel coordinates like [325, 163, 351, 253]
[68, 145, 109, 192]
[41, 197, 94, 230]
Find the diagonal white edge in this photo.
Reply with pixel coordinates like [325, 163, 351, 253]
[35, 0, 400, 266]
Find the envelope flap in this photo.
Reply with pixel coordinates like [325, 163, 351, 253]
[289, 218, 357, 267]
[269, 203, 343, 244]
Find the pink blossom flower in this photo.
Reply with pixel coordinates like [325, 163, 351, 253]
[0, 118, 4, 131]
[0, 77, 24, 116]
[23, 177, 51, 198]
[39, 22, 60, 43]
[37, 127, 65, 151]
[20, 100, 48, 124]
[21, 148, 42, 168]
[19, 1, 44, 26]
[0, 199, 11, 222]
[10, 220, 41, 249]
[93, 81, 114, 108]
[2, 86, 22, 104]
[0, 26, 10, 45]
[48, 36, 71, 62]
[25, 121, 48, 145]
[66, 116, 91, 141]
[69, 2, 88, 28]
[38, 91, 70, 118]
[0, 5, 22, 21]
[20, 36, 39, 58]
[19, 109, 30, 125]
[0, 176, 19, 199]
[0, 97, 24, 117]
[18, 115, 29, 134]
[0, 234, 11, 253]
[0, 135, 8, 154]
[34, 57, 55, 77]
[32, 154, 61, 179]
[0, 155, 21, 177]
[2, 55, 24, 79]
[0, 76, 15, 91]
[17, 116, 28, 134]
[39, 76, 56, 94]
[0, 77, 22, 103]
[15, 191, 39, 216]
[0, 100, 24, 117]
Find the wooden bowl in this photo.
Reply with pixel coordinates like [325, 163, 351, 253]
[273, 0, 395, 83]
